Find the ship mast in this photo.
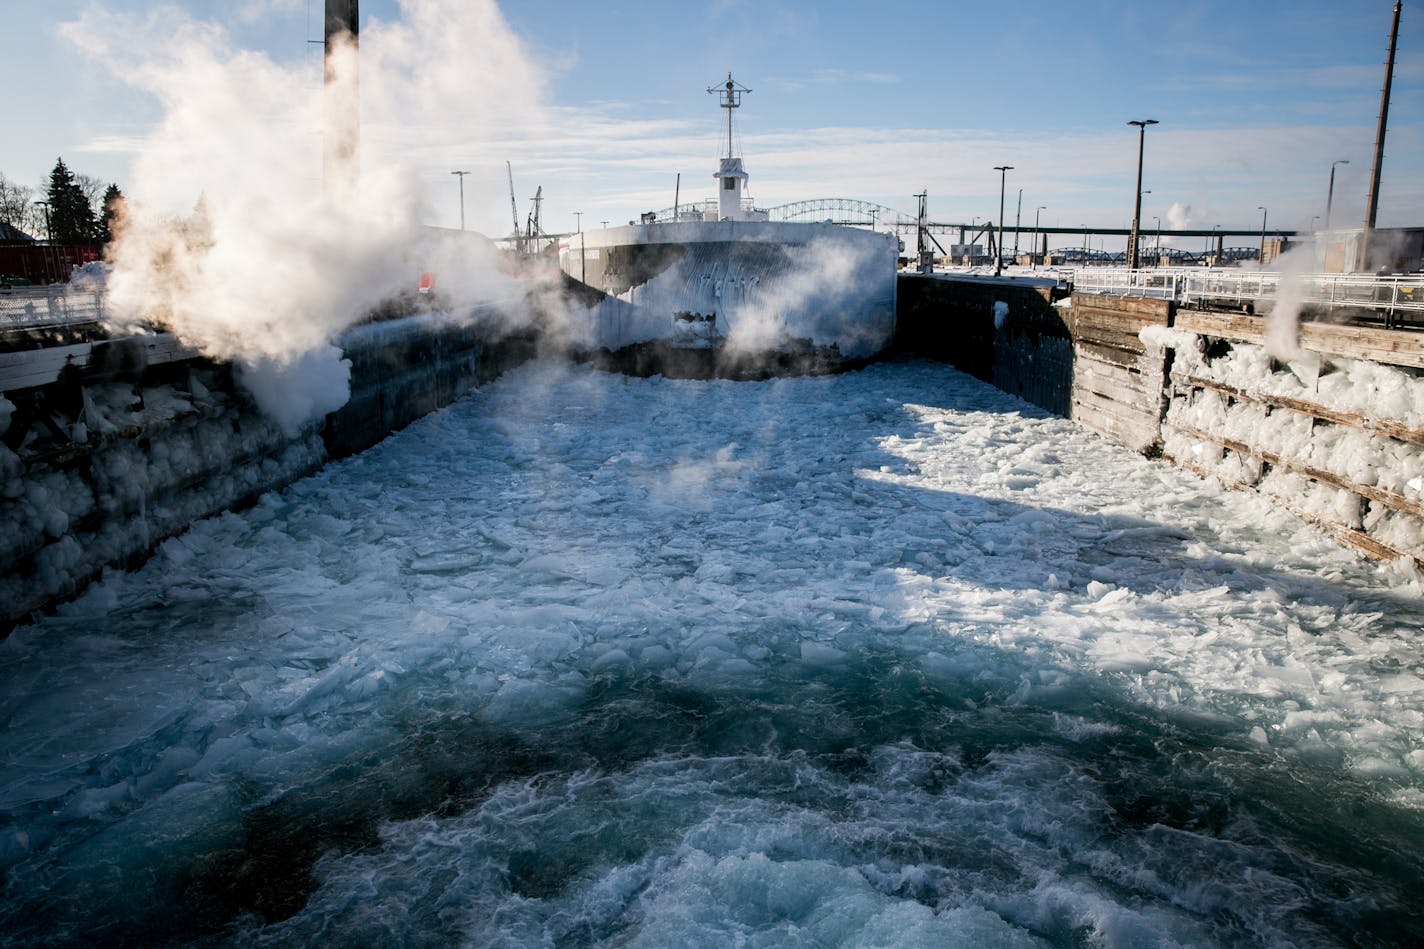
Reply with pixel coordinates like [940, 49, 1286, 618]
[708, 72, 750, 160]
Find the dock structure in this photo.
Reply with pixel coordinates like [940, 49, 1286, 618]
[0, 301, 541, 632]
[897, 270, 1424, 567]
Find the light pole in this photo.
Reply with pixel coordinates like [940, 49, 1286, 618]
[1013, 187, 1022, 258]
[34, 200, 50, 241]
[1152, 216, 1161, 267]
[1257, 206, 1268, 266]
[451, 170, 470, 230]
[993, 165, 1013, 276]
[1126, 119, 1158, 269]
[574, 211, 585, 283]
[1324, 159, 1348, 231]
[1031, 205, 1046, 271]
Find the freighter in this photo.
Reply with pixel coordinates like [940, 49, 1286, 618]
[559, 74, 897, 372]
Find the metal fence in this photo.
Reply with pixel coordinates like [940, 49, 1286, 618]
[1067, 267, 1424, 325]
[0, 286, 107, 330]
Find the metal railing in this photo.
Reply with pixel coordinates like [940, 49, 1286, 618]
[0, 286, 107, 330]
[1067, 267, 1424, 324]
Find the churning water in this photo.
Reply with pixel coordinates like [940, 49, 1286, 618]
[2, 359, 1422, 946]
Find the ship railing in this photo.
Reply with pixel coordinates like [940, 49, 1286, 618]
[1067, 266, 1424, 326]
[0, 285, 107, 330]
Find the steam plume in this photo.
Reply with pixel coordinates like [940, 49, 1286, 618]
[60, 1, 547, 433]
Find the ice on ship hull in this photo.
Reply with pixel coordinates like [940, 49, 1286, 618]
[557, 74, 897, 377]
[561, 220, 897, 375]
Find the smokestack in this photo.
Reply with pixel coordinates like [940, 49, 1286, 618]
[1362, 0, 1401, 270]
[324, 0, 359, 202]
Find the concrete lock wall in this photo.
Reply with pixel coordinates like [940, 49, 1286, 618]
[898, 273, 1424, 566]
[0, 314, 538, 631]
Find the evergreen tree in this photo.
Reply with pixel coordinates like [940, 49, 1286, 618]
[99, 184, 125, 244]
[46, 158, 98, 243]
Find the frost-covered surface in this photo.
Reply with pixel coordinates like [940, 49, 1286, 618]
[0, 377, 324, 618]
[1146, 326, 1424, 556]
[2, 360, 1422, 945]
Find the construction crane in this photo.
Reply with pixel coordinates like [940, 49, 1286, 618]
[526, 186, 543, 253]
[506, 161, 523, 255]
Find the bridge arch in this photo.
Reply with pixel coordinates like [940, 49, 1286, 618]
[763, 199, 913, 226]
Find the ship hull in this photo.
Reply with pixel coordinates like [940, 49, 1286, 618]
[559, 220, 897, 365]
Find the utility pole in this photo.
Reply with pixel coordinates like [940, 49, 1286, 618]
[451, 170, 469, 230]
[993, 166, 1012, 276]
[1012, 188, 1022, 258]
[1363, 0, 1402, 271]
[574, 211, 585, 283]
[1032, 205, 1045, 271]
[1126, 119, 1158, 269]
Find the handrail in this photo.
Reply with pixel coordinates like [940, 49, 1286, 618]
[0, 286, 107, 329]
[1066, 267, 1424, 322]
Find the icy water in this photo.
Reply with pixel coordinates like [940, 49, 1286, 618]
[3, 359, 1423, 947]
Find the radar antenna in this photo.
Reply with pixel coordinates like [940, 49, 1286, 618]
[707, 72, 751, 160]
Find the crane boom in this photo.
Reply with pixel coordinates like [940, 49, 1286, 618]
[506, 161, 522, 254]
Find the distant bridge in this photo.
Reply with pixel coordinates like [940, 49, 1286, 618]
[764, 199, 914, 226]
[546, 196, 1297, 266]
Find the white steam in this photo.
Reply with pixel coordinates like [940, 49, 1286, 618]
[1165, 202, 1193, 244]
[1262, 242, 1320, 361]
[60, 1, 547, 434]
[722, 236, 895, 359]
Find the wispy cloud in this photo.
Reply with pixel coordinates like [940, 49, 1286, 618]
[451, 97, 1423, 235]
[767, 69, 901, 93]
[74, 135, 149, 155]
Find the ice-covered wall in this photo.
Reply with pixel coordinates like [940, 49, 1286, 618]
[903, 279, 1424, 567]
[0, 313, 538, 630]
[0, 366, 325, 628]
[1151, 320, 1424, 564]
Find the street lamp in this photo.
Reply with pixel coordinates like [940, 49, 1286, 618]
[451, 170, 470, 230]
[1153, 216, 1161, 267]
[34, 200, 50, 241]
[1013, 188, 1022, 258]
[1325, 159, 1349, 231]
[1257, 206, 1268, 266]
[1031, 205, 1046, 271]
[574, 211, 585, 283]
[993, 165, 1013, 276]
[1126, 119, 1158, 269]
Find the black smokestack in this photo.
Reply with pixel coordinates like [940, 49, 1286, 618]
[324, 0, 359, 201]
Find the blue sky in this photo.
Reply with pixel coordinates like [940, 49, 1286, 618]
[4, 0, 1422, 247]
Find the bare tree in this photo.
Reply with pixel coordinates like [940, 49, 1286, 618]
[76, 174, 106, 222]
[0, 173, 35, 231]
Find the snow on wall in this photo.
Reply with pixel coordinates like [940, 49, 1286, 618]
[1143, 324, 1424, 560]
